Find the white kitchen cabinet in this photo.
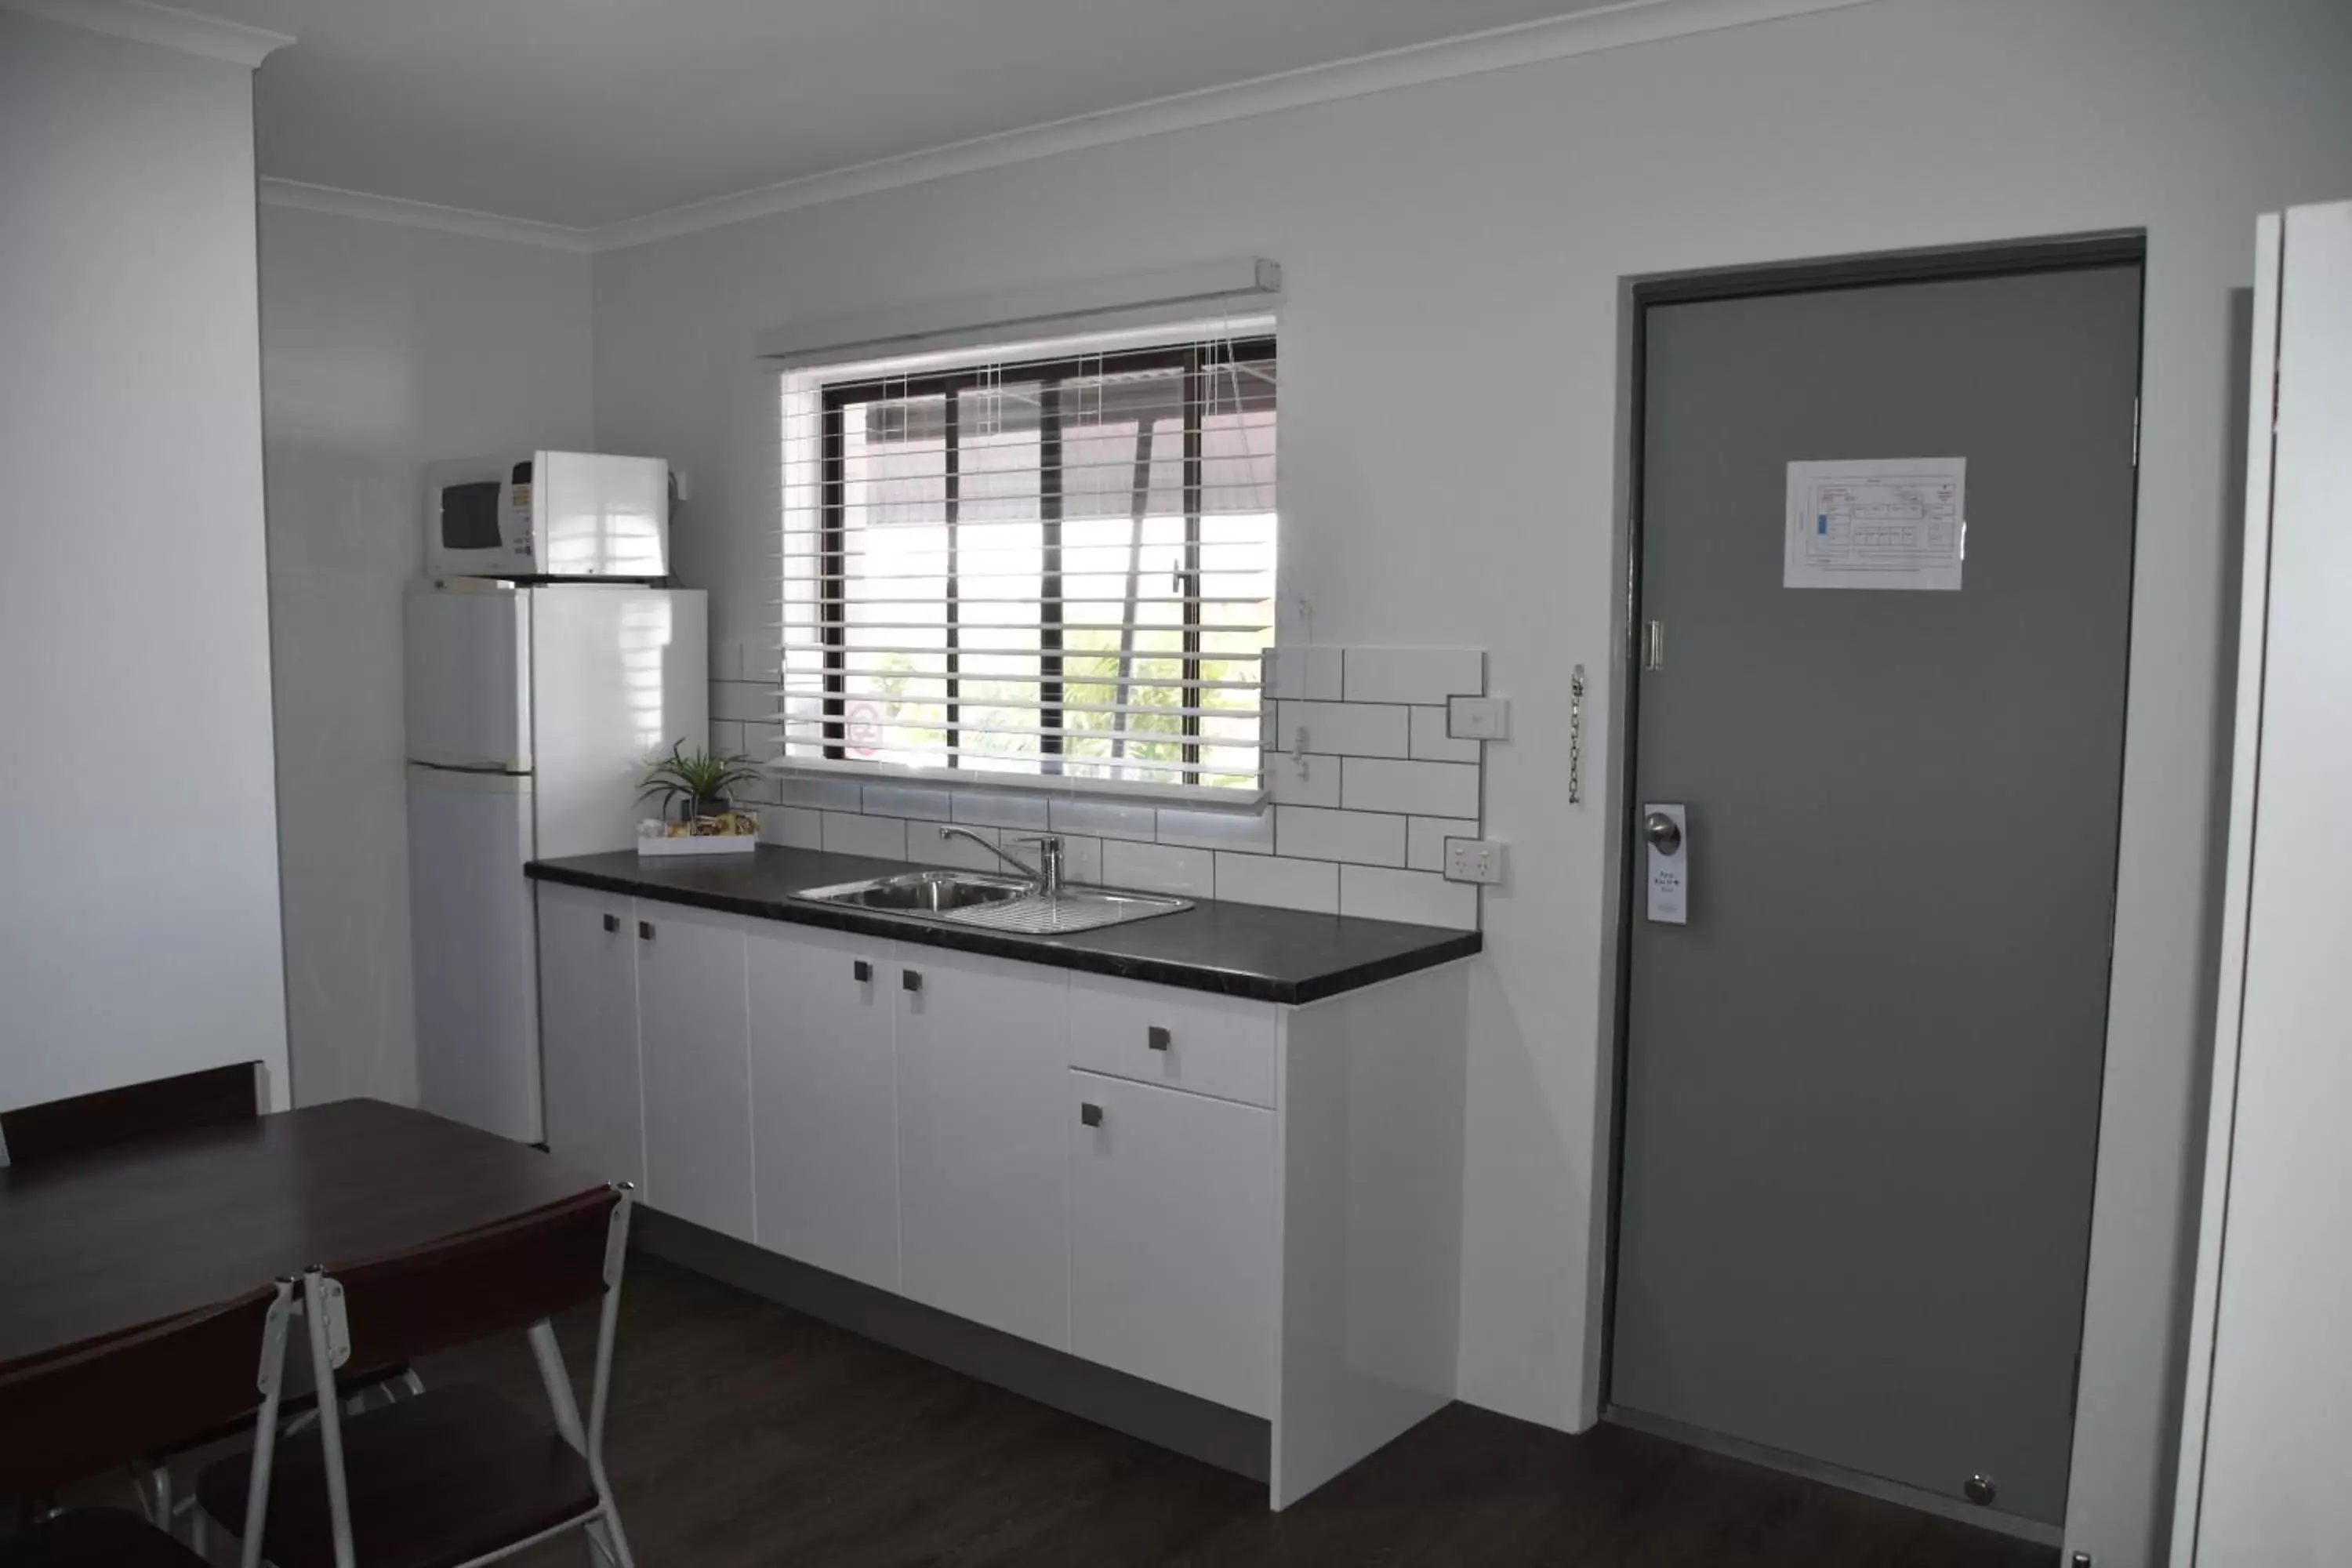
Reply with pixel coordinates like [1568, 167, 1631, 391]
[893, 948, 1072, 1349]
[1069, 1070, 1277, 1417]
[748, 923, 900, 1293]
[535, 882, 642, 1189]
[535, 875, 1472, 1512]
[633, 901, 754, 1242]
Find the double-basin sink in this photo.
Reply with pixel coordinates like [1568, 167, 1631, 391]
[790, 869, 1190, 936]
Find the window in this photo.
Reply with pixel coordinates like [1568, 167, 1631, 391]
[779, 328, 1276, 800]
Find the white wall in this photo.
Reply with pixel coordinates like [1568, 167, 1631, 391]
[0, 14, 290, 1111]
[257, 204, 594, 1107]
[586, 0, 2352, 1559]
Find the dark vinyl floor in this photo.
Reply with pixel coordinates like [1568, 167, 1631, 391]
[426, 1254, 2053, 1568]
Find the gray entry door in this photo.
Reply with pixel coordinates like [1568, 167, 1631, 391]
[1611, 262, 2142, 1527]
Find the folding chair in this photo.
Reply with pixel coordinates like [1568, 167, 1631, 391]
[0, 1065, 422, 1527]
[0, 1280, 297, 1568]
[194, 1185, 637, 1568]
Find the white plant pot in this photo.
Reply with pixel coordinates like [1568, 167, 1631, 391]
[637, 819, 760, 857]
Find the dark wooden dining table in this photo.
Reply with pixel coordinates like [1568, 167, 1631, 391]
[0, 1098, 604, 1375]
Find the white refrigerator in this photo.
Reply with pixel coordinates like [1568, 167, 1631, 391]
[404, 579, 708, 1142]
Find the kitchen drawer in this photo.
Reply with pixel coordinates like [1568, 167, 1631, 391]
[1068, 974, 1278, 1109]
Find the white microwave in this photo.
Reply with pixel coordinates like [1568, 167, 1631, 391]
[424, 451, 670, 579]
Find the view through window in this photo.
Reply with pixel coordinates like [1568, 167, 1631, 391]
[779, 332, 1277, 797]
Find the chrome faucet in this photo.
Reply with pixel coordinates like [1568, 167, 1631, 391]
[935, 826, 1065, 898]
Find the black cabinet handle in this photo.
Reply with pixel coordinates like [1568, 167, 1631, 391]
[902, 969, 923, 993]
[854, 960, 873, 984]
[1080, 1102, 1105, 1128]
[1147, 1025, 1171, 1052]
[637, 920, 654, 941]
[602, 913, 619, 935]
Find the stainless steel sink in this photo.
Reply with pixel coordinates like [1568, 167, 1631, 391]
[792, 870, 1190, 935]
[796, 869, 1032, 915]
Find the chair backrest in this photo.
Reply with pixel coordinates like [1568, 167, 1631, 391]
[0, 1062, 263, 1167]
[328, 1187, 622, 1373]
[0, 1283, 288, 1498]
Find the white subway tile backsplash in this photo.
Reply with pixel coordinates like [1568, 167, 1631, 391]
[1342, 647, 1484, 705]
[1268, 644, 1343, 701]
[775, 776, 865, 811]
[1341, 865, 1479, 930]
[708, 680, 775, 723]
[1409, 706, 1479, 764]
[951, 791, 1052, 831]
[822, 811, 906, 861]
[1267, 753, 1341, 807]
[708, 719, 743, 756]
[1050, 797, 1159, 842]
[863, 783, 951, 822]
[1214, 853, 1338, 915]
[1156, 806, 1274, 855]
[758, 646, 1483, 924]
[1102, 839, 1216, 898]
[1277, 700, 1409, 759]
[1408, 816, 1482, 873]
[1058, 834, 1105, 887]
[739, 721, 782, 760]
[1277, 806, 1406, 866]
[1342, 757, 1480, 819]
[757, 805, 824, 850]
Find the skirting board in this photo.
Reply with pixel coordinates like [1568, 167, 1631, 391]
[634, 1207, 1271, 1483]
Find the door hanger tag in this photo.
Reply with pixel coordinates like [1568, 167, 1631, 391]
[1644, 803, 1689, 925]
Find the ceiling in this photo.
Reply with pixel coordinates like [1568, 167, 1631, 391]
[174, 0, 1630, 229]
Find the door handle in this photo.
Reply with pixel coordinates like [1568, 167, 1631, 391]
[1644, 812, 1682, 855]
[602, 913, 619, 935]
[854, 960, 873, 984]
[902, 969, 922, 993]
[637, 920, 654, 941]
[1080, 1102, 1105, 1128]
[1146, 1026, 1171, 1052]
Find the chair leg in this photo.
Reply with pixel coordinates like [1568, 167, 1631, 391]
[191, 1511, 209, 1559]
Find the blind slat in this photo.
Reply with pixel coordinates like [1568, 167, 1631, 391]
[779, 327, 1275, 800]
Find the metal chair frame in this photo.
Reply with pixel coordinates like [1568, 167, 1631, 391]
[276, 1187, 637, 1568]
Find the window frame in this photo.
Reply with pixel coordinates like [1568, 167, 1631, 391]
[811, 334, 1277, 783]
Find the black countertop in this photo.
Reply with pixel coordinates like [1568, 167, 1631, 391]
[527, 846, 1480, 1005]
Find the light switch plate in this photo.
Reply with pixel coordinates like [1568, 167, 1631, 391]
[1444, 837, 1506, 885]
[1447, 695, 1509, 741]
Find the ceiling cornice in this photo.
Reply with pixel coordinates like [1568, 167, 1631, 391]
[2, 0, 289, 66]
[258, 0, 1878, 256]
[256, 179, 598, 252]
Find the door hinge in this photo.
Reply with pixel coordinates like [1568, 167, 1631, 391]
[1641, 620, 1665, 671]
[2130, 397, 2140, 469]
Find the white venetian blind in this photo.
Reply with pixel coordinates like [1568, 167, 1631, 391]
[776, 324, 1277, 799]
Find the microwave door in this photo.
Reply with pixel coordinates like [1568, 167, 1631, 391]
[403, 579, 532, 771]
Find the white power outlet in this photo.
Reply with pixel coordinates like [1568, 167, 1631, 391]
[1447, 695, 1510, 741]
[1445, 838, 1506, 885]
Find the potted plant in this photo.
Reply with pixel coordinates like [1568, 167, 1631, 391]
[636, 740, 763, 855]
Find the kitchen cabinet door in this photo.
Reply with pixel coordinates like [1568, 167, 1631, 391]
[895, 949, 1071, 1348]
[536, 882, 642, 1189]
[1069, 1071, 1277, 1416]
[634, 901, 753, 1242]
[748, 924, 900, 1292]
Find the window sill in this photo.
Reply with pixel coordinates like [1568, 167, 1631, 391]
[766, 756, 1268, 815]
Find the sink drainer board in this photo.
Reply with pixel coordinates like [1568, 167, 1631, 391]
[940, 889, 1190, 935]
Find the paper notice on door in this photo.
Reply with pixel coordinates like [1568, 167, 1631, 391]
[1784, 458, 1965, 590]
